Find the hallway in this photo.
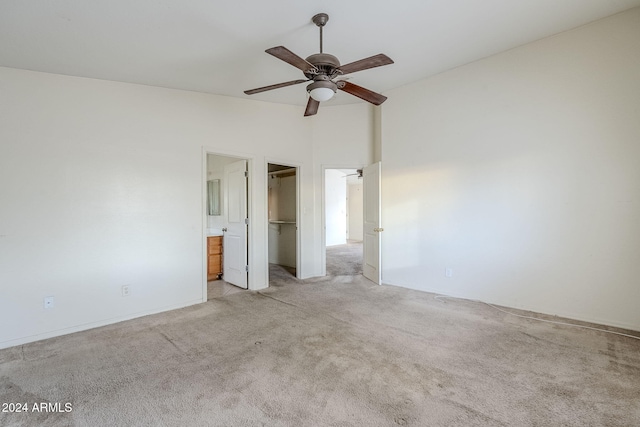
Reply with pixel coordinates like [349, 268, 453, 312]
[326, 240, 363, 276]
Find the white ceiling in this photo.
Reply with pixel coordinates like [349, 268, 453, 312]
[2, 0, 639, 107]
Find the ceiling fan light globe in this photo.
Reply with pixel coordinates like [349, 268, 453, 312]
[309, 87, 335, 102]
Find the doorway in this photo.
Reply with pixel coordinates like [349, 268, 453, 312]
[205, 153, 249, 300]
[324, 168, 364, 277]
[267, 163, 300, 281]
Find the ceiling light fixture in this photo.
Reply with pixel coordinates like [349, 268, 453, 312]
[307, 79, 337, 102]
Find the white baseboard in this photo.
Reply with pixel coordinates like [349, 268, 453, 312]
[0, 298, 203, 350]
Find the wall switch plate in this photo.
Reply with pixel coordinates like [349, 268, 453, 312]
[445, 268, 453, 278]
[44, 296, 54, 309]
[121, 285, 130, 297]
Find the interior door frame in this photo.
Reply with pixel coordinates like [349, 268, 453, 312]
[320, 164, 365, 277]
[202, 147, 256, 301]
[265, 158, 302, 280]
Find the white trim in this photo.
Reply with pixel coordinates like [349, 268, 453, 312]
[202, 146, 257, 295]
[265, 157, 303, 280]
[0, 299, 202, 350]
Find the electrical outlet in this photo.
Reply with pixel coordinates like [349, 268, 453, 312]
[44, 296, 54, 309]
[121, 285, 130, 297]
[445, 268, 453, 278]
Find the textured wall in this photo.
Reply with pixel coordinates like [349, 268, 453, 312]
[381, 9, 640, 330]
[0, 67, 312, 348]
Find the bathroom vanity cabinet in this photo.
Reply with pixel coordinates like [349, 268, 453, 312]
[207, 236, 222, 281]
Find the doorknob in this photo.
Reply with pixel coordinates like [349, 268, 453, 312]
[222, 227, 228, 232]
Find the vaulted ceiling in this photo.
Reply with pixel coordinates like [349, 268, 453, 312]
[2, 0, 639, 106]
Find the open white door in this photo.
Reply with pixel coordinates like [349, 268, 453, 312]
[363, 162, 382, 284]
[223, 159, 248, 289]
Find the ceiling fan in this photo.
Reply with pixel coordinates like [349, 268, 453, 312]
[342, 169, 363, 179]
[244, 13, 394, 117]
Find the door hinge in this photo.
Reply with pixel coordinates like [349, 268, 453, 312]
[244, 218, 249, 225]
[245, 265, 249, 272]
[244, 171, 248, 178]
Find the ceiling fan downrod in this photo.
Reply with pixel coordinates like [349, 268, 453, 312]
[312, 13, 329, 54]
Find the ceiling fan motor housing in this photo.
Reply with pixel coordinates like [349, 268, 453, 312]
[304, 53, 340, 78]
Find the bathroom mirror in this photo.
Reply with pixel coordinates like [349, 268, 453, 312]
[207, 179, 221, 216]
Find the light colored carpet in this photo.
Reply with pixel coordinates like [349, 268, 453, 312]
[326, 241, 363, 276]
[1, 273, 639, 426]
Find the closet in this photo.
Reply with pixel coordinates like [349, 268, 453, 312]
[268, 164, 297, 275]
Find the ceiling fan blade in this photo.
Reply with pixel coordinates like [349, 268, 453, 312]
[337, 81, 387, 105]
[337, 54, 394, 75]
[266, 46, 317, 73]
[304, 97, 320, 116]
[244, 79, 309, 95]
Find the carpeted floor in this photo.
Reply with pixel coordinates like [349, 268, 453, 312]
[1, 272, 639, 426]
[268, 240, 362, 281]
[326, 241, 363, 276]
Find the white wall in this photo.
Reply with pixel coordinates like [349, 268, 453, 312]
[325, 170, 347, 246]
[268, 224, 297, 268]
[381, 9, 640, 331]
[347, 183, 364, 241]
[268, 174, 297, 222]
[0, 67, 314, 348]
[268, 173, 297, 267]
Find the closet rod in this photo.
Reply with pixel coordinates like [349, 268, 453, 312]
[268, 167, 296, 176]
